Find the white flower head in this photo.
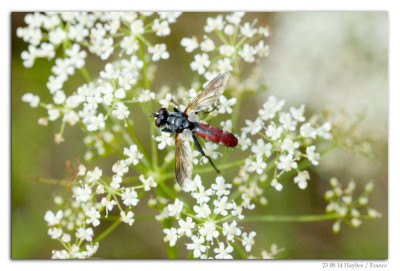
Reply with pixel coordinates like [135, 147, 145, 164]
[294, 171, 310, 189]
[74, 183, 92, 202]
[44, 210, 63, 226]
[167, 198, 184, 218]
[130, 20, 144, 36]
[148, 43, 169, 62]
[163, 227, 178, 247]
[152, 19, 171, 37]
[239, 44, 256, 63]
[112, 102, 130, 120]
[242, 231, 256, 252]
[193, 203, 211, 219]
[277, 154, 298, 172]
[199, 221, 219, 242]
[123, 144, 143, 165]
[48, 227, 63, 239]
[222, 220, 241, 241]
[204, 15, 224, 33]
[244, 118, 263, 135]
[75, 227, 94, 242]
[112, 160, 129, 176]
[138, 89, 156, 103]
[120, 210, 135, 226]
[181, 37, 199, 53]
[219, 45, 235, 57]
[211, 176, 232, 197]
[186, 235, 207, 258]
[139, 175, 157, 191]
[306, 145, 320, 165]
[251, 138, 272, 158]
[177, 217, 195, 237]
[190, 53, 210, 75]
[154, 132, 174, 150]
[22, 93, 40, 108]
[200, 37, 215, 52]
[85, 207, 101, 227]
[214, 242, 234, 259]
[240, 22, 257, 38]
[121, 187, 139, 207]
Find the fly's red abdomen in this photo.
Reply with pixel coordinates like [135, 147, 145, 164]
[194, 123, 238, 147]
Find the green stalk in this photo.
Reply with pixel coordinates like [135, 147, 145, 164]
[166, 242, 179, 259]
[242, 213, 340, 223]
[79, 66, 92, 83]
[231, 241, 248, 259]
[93, 219, 121, 243]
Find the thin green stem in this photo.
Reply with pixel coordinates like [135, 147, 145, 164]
[231, 240, 248, 259]
[215, 29, 229, 45]
[32, 177, 73, 186]
[125, 118, 152, 168]
[93, 219, 121, 243]
[242, 213, 340, 223]
[79, 66, 92, 83]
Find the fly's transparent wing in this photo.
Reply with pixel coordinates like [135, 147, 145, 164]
[184, 73, 230, 115]
[175, 132, 193, 189]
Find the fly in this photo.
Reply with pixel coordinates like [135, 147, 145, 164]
[152, 73, 238, 190]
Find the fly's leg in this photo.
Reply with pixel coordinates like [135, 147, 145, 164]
[192, 135, 220, 174]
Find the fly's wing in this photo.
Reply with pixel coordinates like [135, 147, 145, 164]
[175, 133, 193, 190]
[184, 73, 230, 115]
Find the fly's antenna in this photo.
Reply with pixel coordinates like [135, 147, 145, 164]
[143, 106, 156, 118]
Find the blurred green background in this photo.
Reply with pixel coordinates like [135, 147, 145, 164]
[11, 12, 388, 259]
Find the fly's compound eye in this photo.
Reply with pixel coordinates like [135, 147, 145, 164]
[155, 108, 167, 127]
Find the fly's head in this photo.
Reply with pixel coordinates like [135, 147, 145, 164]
[153, 108, 168, 127]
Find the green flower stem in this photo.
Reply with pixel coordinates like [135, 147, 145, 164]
[141, 103, 159, 170]
[79, 66, 92, 83]
[231, 240, 249, 259]
[215, 29, 229, 45]
[93, 219, 121, 243]
[137, 37, 158, 170]
[157, 180, 176, 199]
[58, 120, 66, 136]
[231, 92, 243, 128]
[165, 236, 179, 259]
[242, 213, 340, 222]
[32, 177, 72, 186]
[162, 217, 179, 259]
[125, 118, 152, 168]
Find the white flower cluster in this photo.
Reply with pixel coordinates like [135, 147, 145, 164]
[235, 96, 332, 195]
[17, 12, 180, 66]
[43, 143, 155, 258]
[18, 12, 177, 141]
[181, 12, 270, 81]
[324, 177, 381, 233]
[160, 175, 257, 259]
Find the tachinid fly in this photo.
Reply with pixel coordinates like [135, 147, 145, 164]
[152, 73, 238, 190]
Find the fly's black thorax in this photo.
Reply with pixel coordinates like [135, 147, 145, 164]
[165, 111, 193, 133]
